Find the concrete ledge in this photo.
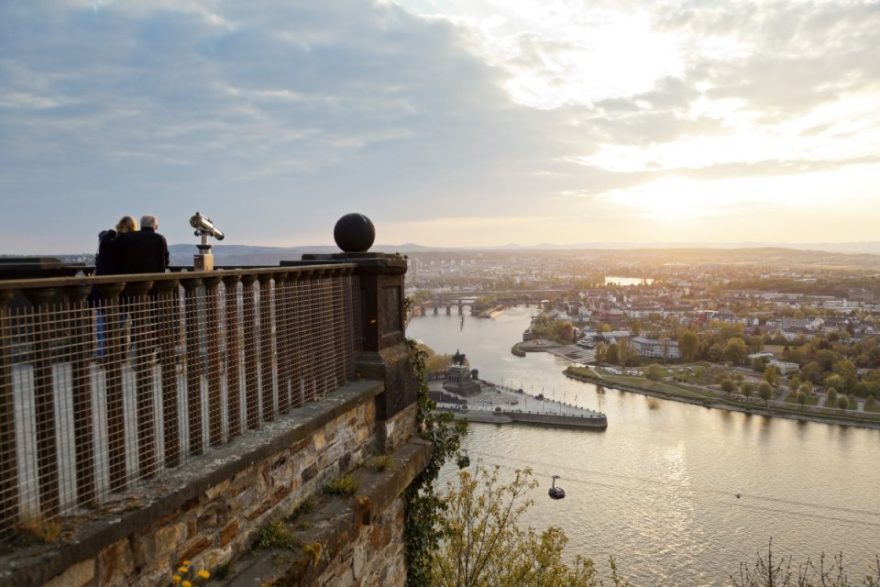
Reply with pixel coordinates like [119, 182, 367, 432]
[0, 380, 384, 587]
[225, 438, 432, 586]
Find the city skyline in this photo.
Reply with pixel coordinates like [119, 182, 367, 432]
[2, 0, 879, 253]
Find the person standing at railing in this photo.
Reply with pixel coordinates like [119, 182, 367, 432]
[116, 214, 169, 274]
[89, 216, 138, 357]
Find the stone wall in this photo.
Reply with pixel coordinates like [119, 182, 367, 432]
[315, 497, 407, 587]
[1, 380, 415, 587]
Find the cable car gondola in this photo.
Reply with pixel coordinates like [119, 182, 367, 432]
[548, 475, 565, 500]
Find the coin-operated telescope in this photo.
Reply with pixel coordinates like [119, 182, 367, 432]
[189, 212, 224, 271]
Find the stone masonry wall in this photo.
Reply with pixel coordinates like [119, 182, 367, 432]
[19, 383, 383, 587]
[315, 497, 407, 587]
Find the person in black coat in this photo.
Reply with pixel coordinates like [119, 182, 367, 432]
[90, 216, 138, 356]
[116, 214, 170, 274]
[93, 216, 138, 277]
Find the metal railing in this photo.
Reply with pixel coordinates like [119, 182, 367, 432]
[0, 264, 359, 540]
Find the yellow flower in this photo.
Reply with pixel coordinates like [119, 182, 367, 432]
[172, 576, 181, 584]
[178, 566, 189, 574]
[181, 560, 190, 565]
[197, 570, 211, 579]
[182, 581, 192, 587]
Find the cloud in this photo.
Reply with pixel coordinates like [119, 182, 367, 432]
[1, 0, 879, 252]
[0, 0, 597, 251]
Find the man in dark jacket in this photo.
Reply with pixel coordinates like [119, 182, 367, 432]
[117, 214, 169, 274]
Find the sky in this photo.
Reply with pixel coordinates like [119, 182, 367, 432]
[1, 0, 879, 253]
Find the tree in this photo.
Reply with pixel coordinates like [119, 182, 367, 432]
[708, 343, 724, 363]
[606, 343, 619, 365]
[645, 364, 665, 381]
[747, 334, 764, 354]
[740, 381, 755, 401]
[826, 387, 838, 406]
[837, 394, 850, 410]
[758, 382, 773, 404]
[431, 466, 606, 586]
[678, 331, 699, 362]
[723, 337, 748, 365]
[796, 392, 807, 406]
[721, 378, 736, 395]
[763, 365, 780, 387]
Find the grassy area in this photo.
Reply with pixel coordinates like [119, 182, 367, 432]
[565, 366, 711, 400]
[785, 393, 820, 406]
[565, 366, 880, 428]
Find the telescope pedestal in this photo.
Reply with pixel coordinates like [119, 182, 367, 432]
[194, 243, 214, 271]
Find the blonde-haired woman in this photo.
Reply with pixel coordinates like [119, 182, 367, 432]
[115, 215, 137, 234]
[90, 215, 137, 357]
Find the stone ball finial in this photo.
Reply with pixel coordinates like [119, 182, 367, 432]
[334, 213, 375, 253]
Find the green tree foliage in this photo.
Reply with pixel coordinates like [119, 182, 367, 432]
[721, 378, 737, 395]
[430, 466, 625, 587]
[827, 388, 838, 405]
[606, 344, 620, 366]
[678, 331, 700, 363]
[747, 335, 765, 354]
[837, 395, 850, 410]
[708, 343, 724, 363]
[758, 382, 773, 404]
[740, 381, 755, 400]
[645, 364, 665, 381]
[404, 340, 468, 586]
[764, 365, 781, 387]
[724, 337, 748, 365]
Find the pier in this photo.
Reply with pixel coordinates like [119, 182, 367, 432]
[429, 379, 607, 430]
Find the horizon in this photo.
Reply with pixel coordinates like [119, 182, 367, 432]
[15, 238, 880, 258]
[1, 1, 879, 252]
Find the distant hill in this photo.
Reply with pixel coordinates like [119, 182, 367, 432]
[168, 243, 429, 266]
[162, 241, 880, 270]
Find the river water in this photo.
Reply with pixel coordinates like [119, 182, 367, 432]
[407, 307, 880, 586]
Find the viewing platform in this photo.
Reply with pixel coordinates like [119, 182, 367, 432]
[0, 215, 428, 587]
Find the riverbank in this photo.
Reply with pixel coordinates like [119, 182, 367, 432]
[564, 366, 880, 431]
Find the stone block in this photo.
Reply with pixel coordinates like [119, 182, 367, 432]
[204, 478, 230, 501]
[43, 558, 95, 587]
[352, 544, 366, 580]
[179, 536, 211, 563]
[313, 430, 326, 451]
[97, 538, 134, 587]
[219, 520, 240, 547]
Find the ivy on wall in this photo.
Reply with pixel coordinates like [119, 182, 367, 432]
[403, 338, 467, 586]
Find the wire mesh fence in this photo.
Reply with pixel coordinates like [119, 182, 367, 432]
[0, 265, 359, 541]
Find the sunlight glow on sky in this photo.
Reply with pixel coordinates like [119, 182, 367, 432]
[1, 0, 879, 252]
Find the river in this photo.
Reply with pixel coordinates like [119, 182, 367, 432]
[407, 306, 880, 586]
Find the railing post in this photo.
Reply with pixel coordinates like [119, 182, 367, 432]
[126, 280, 157, 478]
[296, 249, 415, 434]
[351, 256, 415, 420]
[0, 290, 18, 538]
[258, 273, 275, 422]
[152, 278, 182, 468]
[96, 282, 127, 492]
[222, 275, 242, 438]
[275, 271, 293, 414]
[203, 276, 223, 446]
[62, 284, 96, 506]
[182, 277, 204, 456]
[240, 274, 260, 430]
[23, 287, 62, 516]
[294, 272, 316, 405]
